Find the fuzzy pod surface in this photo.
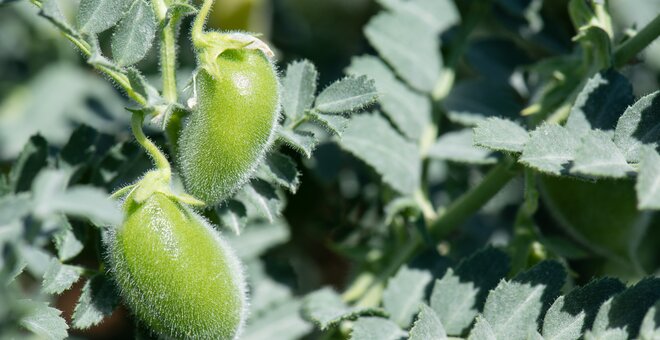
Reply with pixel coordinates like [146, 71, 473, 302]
[107, 192, 247, 339]
[178, 48, 280, 205]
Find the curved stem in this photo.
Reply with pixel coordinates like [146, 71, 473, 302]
[131, 111, 171, 177]
[192, 0, 214, 48]
[614, 13, 660, 68]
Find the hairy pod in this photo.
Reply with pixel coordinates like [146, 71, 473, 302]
[106, 192, 247, 339]
[178, 48, 280, 205]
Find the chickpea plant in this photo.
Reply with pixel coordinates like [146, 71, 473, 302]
[1, 0, 660, 339]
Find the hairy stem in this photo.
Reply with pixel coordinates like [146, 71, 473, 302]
[192, 0, 214, 48]
[131, 111, 171, 177]
[153, 0, 179, 104]
[429, 157, 518, 240]
[614, 13, 660, 68]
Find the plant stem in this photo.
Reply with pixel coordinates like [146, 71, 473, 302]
[429, 157, 518, 240]
[153, 0, 179, 104]
[613, 13, 660, 68]
[192, 0, 214, 48]
[131, 111, 171, 178]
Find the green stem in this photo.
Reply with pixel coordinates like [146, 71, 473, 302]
[614, 13, 660, 68]
[153, 0, 179, 104]
[131, 111, 171, 177]
[192, 0, 214, 48]
[429, 157, 518, 240]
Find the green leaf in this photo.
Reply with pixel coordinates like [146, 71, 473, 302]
[377, 0, 459, 34]
[571, 130, 633, 178]
[382, 266, 432, 327]
[565, 70, 634, 135]
[588, 278, 660, 339]
[347, 55, 431, 140]
[236, 179, 281, 222]
[39, 0, 79, 37]
[41, 259, 84, 295]
[482, 261, 565, 340]
[431, 247, 510, 335]
[315, 75, 377, 114]
[542, 278, 625, 340]
[53, 222, 86, 262]
[32, 170, 121, 226]
[19, 244, 54, 278]
[111, 0, 156, 66]
[519, 124, 580, 175]
[409, 304, 448, 340]
[473, 117, 529, 153]
[309, 112, 350, 136]
[126, 68, 162, 106]
[277, 129, 318, 158]
[364, 11, 441, 93]
[76, 0, 133, 34]
[281, 60, 318, 120]
[636, 148, 660, 209]
[302, 288, 386, 330]
[350, 317, 406, 340]
[584, 298, 628, 340]
[339, 113, 421, 195]
[216, 200, 247, 235]
[9, 135, 48, 193]
[72, 274, 120, 329]
[258, 152, 300, 193]
[0, 193, 32, 227]
[428, 129, 497, 165]
[639, 301, 660, 340]
[444, 80, 522, 126]
[225, 219, 290, 260]
[242, 299, 312, 340]
[468, 316, 497, 340]
[614, 91, 660, 163]
[19, 300, 68, 340]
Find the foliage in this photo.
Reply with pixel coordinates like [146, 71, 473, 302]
[0, 0, 659, 339]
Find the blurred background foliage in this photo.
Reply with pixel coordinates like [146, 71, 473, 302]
[0, 0, 659, 338]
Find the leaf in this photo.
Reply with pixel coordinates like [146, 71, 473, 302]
[431, 247, 510, 335]
[309, 112, 350, 136]
[409, 304, 448, 340]
[467, 316, 497, 340]
[277, 129, 318, 158]
[72, 274, 120, 329]
[614, 91, 660, 163]
[565, 70, 634, 135]
[39, 0, 79, 37]
[444, 80, 522, 126]
[19, 300, 68, 340]
[350, 317, 406, 340]
[519, 124, 580, 175]
[9, 135, 48, 193]
[216, 199, 247, 235]
[428, 129, 497, 165]
[314, 76, 378, 114]
[382, 266, 432, 327]
[302, 288, 386, 330]
[570, 130, 634, 178]
[281, 60, 318, 120]
[259, 152, 300, 193]
[364, 11, 441, 93]
[639, 301, 660, 340]
[53, 222, 86, 262]
[482, 261, 565, 340]
[0, 193, 32, 226]
[41, 259, 84, 295]
[542, 278, 625, 340]
[347, 55, 431, 140]
[126, 68, 162, 106]
[636, 148, 660, 209]
[584, 299, 629, 340]
[242, 299, 312, 340]
[76, 0, 133, 34]
[224, 219, 290, 260]
[339, 113, 421, 195]
[111, 0, 156, 66]
[376, 0, 459, 34]
[236, 179, 281, 222]
[473, 117, 529, 153]
[588, 278, 660, 339]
